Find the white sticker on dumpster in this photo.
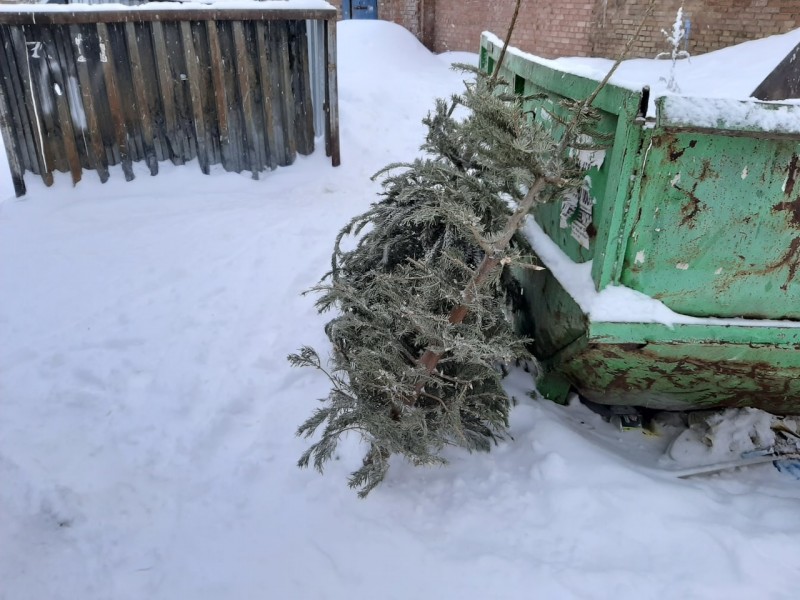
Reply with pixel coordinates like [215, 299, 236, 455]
[574, 143, 606, 171]
[560, 193, 578, 228]
[560, 183, 593, 249]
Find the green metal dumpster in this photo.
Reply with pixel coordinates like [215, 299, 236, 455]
[481, 34, 800, 414]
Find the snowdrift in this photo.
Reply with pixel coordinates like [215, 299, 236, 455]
[2, 21, 800, 600]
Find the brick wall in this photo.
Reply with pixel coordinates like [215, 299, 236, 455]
[591, 0, 799, 59]
[432, 0, 596, 57]
[355, 0, 799, 59]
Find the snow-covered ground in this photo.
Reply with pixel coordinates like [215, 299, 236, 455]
[2, 20, 800, 600]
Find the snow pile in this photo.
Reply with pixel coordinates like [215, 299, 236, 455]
[484, 27, 800, 127]
[486, 28, 800, 101]
[2, 21, 800, 600]
[658, 95, 800, 133]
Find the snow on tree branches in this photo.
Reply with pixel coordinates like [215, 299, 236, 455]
[656, 6, 691, 93]
[289, 63, 616, 497]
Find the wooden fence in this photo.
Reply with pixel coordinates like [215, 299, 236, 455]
[0, 4, 340, 196]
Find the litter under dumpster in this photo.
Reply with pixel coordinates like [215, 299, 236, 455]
[481, 32, 800, 414]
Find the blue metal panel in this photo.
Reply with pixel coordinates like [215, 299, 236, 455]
[347, 0, 377, 19]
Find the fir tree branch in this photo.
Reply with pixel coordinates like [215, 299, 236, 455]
[416, 0, 657, 381]
[490, 0, 523, 85]
[291, 1, 656, 498]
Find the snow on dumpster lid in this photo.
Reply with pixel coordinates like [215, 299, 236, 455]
[0, 0, 336, 14]
[483, 27, 800, 124]
[481, 31, 628, 90]
[657, 96, 800, 135]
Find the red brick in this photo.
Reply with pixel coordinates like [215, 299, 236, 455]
[332, 0, 798, 59]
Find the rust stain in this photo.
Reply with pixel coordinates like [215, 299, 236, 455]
[575, 343, 800, 413]
[617, 342, 648, 351]
[667, 138, 698, 162]
[713, 274, 735, 296]
[773, 197, 800, 228]
[753, 236, 800, 290]
[785, 154, 799, 197]
[678, 182, 704, 227]
[673, 160, 714, 227]
[698, 159, 714, 181]
[608, 368, 629, 391]
[661, 136, 684, 161]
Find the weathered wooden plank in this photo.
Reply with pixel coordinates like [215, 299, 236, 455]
[97, 22, 134, 181]
[264, 21, 287, 166]
[53, 25, 90, 170]
[232, 20, 261, 178]
[218, 21, 244, 173]
[40, 26, 81, 185]
[85, 25, 120, 170]
[151, 20, 184, 165]
[270, 20, 295, 166]
[109, 24, 144, 164]
[191, 21, 220, 166]
[0, 25, 37, 176]
[325, 17, 340, 167]
[180, 20, 210, 174]
[0, 9, 338, 27]
[130, 21, 167, 162]
[31, 26, 68, 174]
[0, 87, 25, 195]
[163, 22, 194, 164]
[10, 26, 53, 185]
[289, 20, 314, 156]
[0, 42, 26, 196]
[277, 21, 296, 163]
[125, 21, 158, 174]
[243, 20, 267, 173]
[206, 20, 230, 169]
[254, 21, 277, 171]
[70, 24, 109, 182]
[24, 25, 67, 175]
[52, 25, 88, 175]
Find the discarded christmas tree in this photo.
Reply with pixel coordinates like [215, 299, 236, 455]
[288, 61, 610, 496]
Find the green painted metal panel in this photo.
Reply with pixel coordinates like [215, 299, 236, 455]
[621, 129, 800, 319]
[513, 266, 587, 357]
[480, 37, 642, 117]
[589, 321, 800, 346]
[524, 82, 617, 265]
[480, 34, 800, 412]
[549, 324, 800, 413]
[593, 113, 649, 289]
[480, 34, 645, 284]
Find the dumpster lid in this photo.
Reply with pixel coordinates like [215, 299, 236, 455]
[752, 41, 800, 101]
[484, 27, 800, 117]
[656, 95, 800, 136]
